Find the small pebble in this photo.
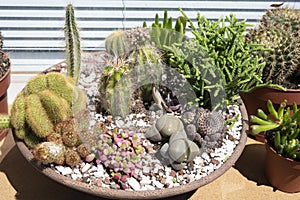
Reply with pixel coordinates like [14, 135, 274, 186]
[128, 177, 141, 191]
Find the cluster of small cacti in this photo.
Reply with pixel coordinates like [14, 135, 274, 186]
[0, 72, 88, 162]
[99, 26, 165, 117]
[85, 122, 151, 189]
[247, 8, 300, 88]
[251, 100, 300, 160]
[144, 10, 187, 49]
[182, 107, 226, 151]
[145, 114, 201, 170]
[10, 72, 86, 144]
[33, 117, 90, 167]
[0, 49, 10, 79]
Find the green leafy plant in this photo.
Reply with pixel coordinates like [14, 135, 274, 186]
[250, 100, 300, 160]
[178, 8, 273, 104]
[247, 8, 300, 89]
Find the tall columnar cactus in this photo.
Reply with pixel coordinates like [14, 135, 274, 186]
[247, 8, 300, 88]
[65, 4, 81, 83]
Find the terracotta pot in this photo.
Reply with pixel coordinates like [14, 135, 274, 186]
[239, 86, 300, 142]
[265, 143, 300, 193]
[0, 50, 11, 141]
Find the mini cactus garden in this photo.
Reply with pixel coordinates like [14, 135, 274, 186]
[1, 4, 266, 196]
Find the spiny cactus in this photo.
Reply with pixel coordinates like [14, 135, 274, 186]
[65, 149, 81, 167]
[33, 142, 66, 164]
[98, 60, 132, 117]
[65, 4, 81, 83]
[247, 8, 300, 88]
[105, 30, 129, 58]
[8, 72, 86, 145]
[0, 114, 10, 129]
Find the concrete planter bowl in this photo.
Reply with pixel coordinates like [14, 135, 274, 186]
[13, 63, 248, 199]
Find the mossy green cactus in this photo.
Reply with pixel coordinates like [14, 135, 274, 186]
[39, 90, 71, 123]
[46, 72, 75, 104]
[25, 74, 48, 95]
[7, 72, 86, 146]
[25, 94, 54, 138]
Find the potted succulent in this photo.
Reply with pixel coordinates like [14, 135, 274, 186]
[240, 7, 300, 141]
[250, 99, 300, 193]
[0, 32, 11, 141]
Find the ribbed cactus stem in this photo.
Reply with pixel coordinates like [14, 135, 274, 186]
[65, 4, 81, 83]
[0, 114, 11, 130]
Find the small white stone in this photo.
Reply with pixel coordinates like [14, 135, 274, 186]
[144, 185, 156, 190]
[127, 177, 141, 191]
[62, 167, 73, 175]
[73, 168, 81, 174]
[81, 163, 91, 173]
[140, 179, 152, 186]
[153, 180, 164, 189]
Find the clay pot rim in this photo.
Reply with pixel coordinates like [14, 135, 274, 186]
[13, 68, 248, 199]
[0, 50, 11, 95]
[265, 142, 300, 164]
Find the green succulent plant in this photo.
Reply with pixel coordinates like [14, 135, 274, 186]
[247, 8, 300, 89]
[144, 10, 187, 50]
[145, 114, 200, 170]
[250, 100, 300, 160]
[176, 8, 271, 106]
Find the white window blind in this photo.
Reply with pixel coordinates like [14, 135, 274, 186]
[1, 0, 299, 103]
